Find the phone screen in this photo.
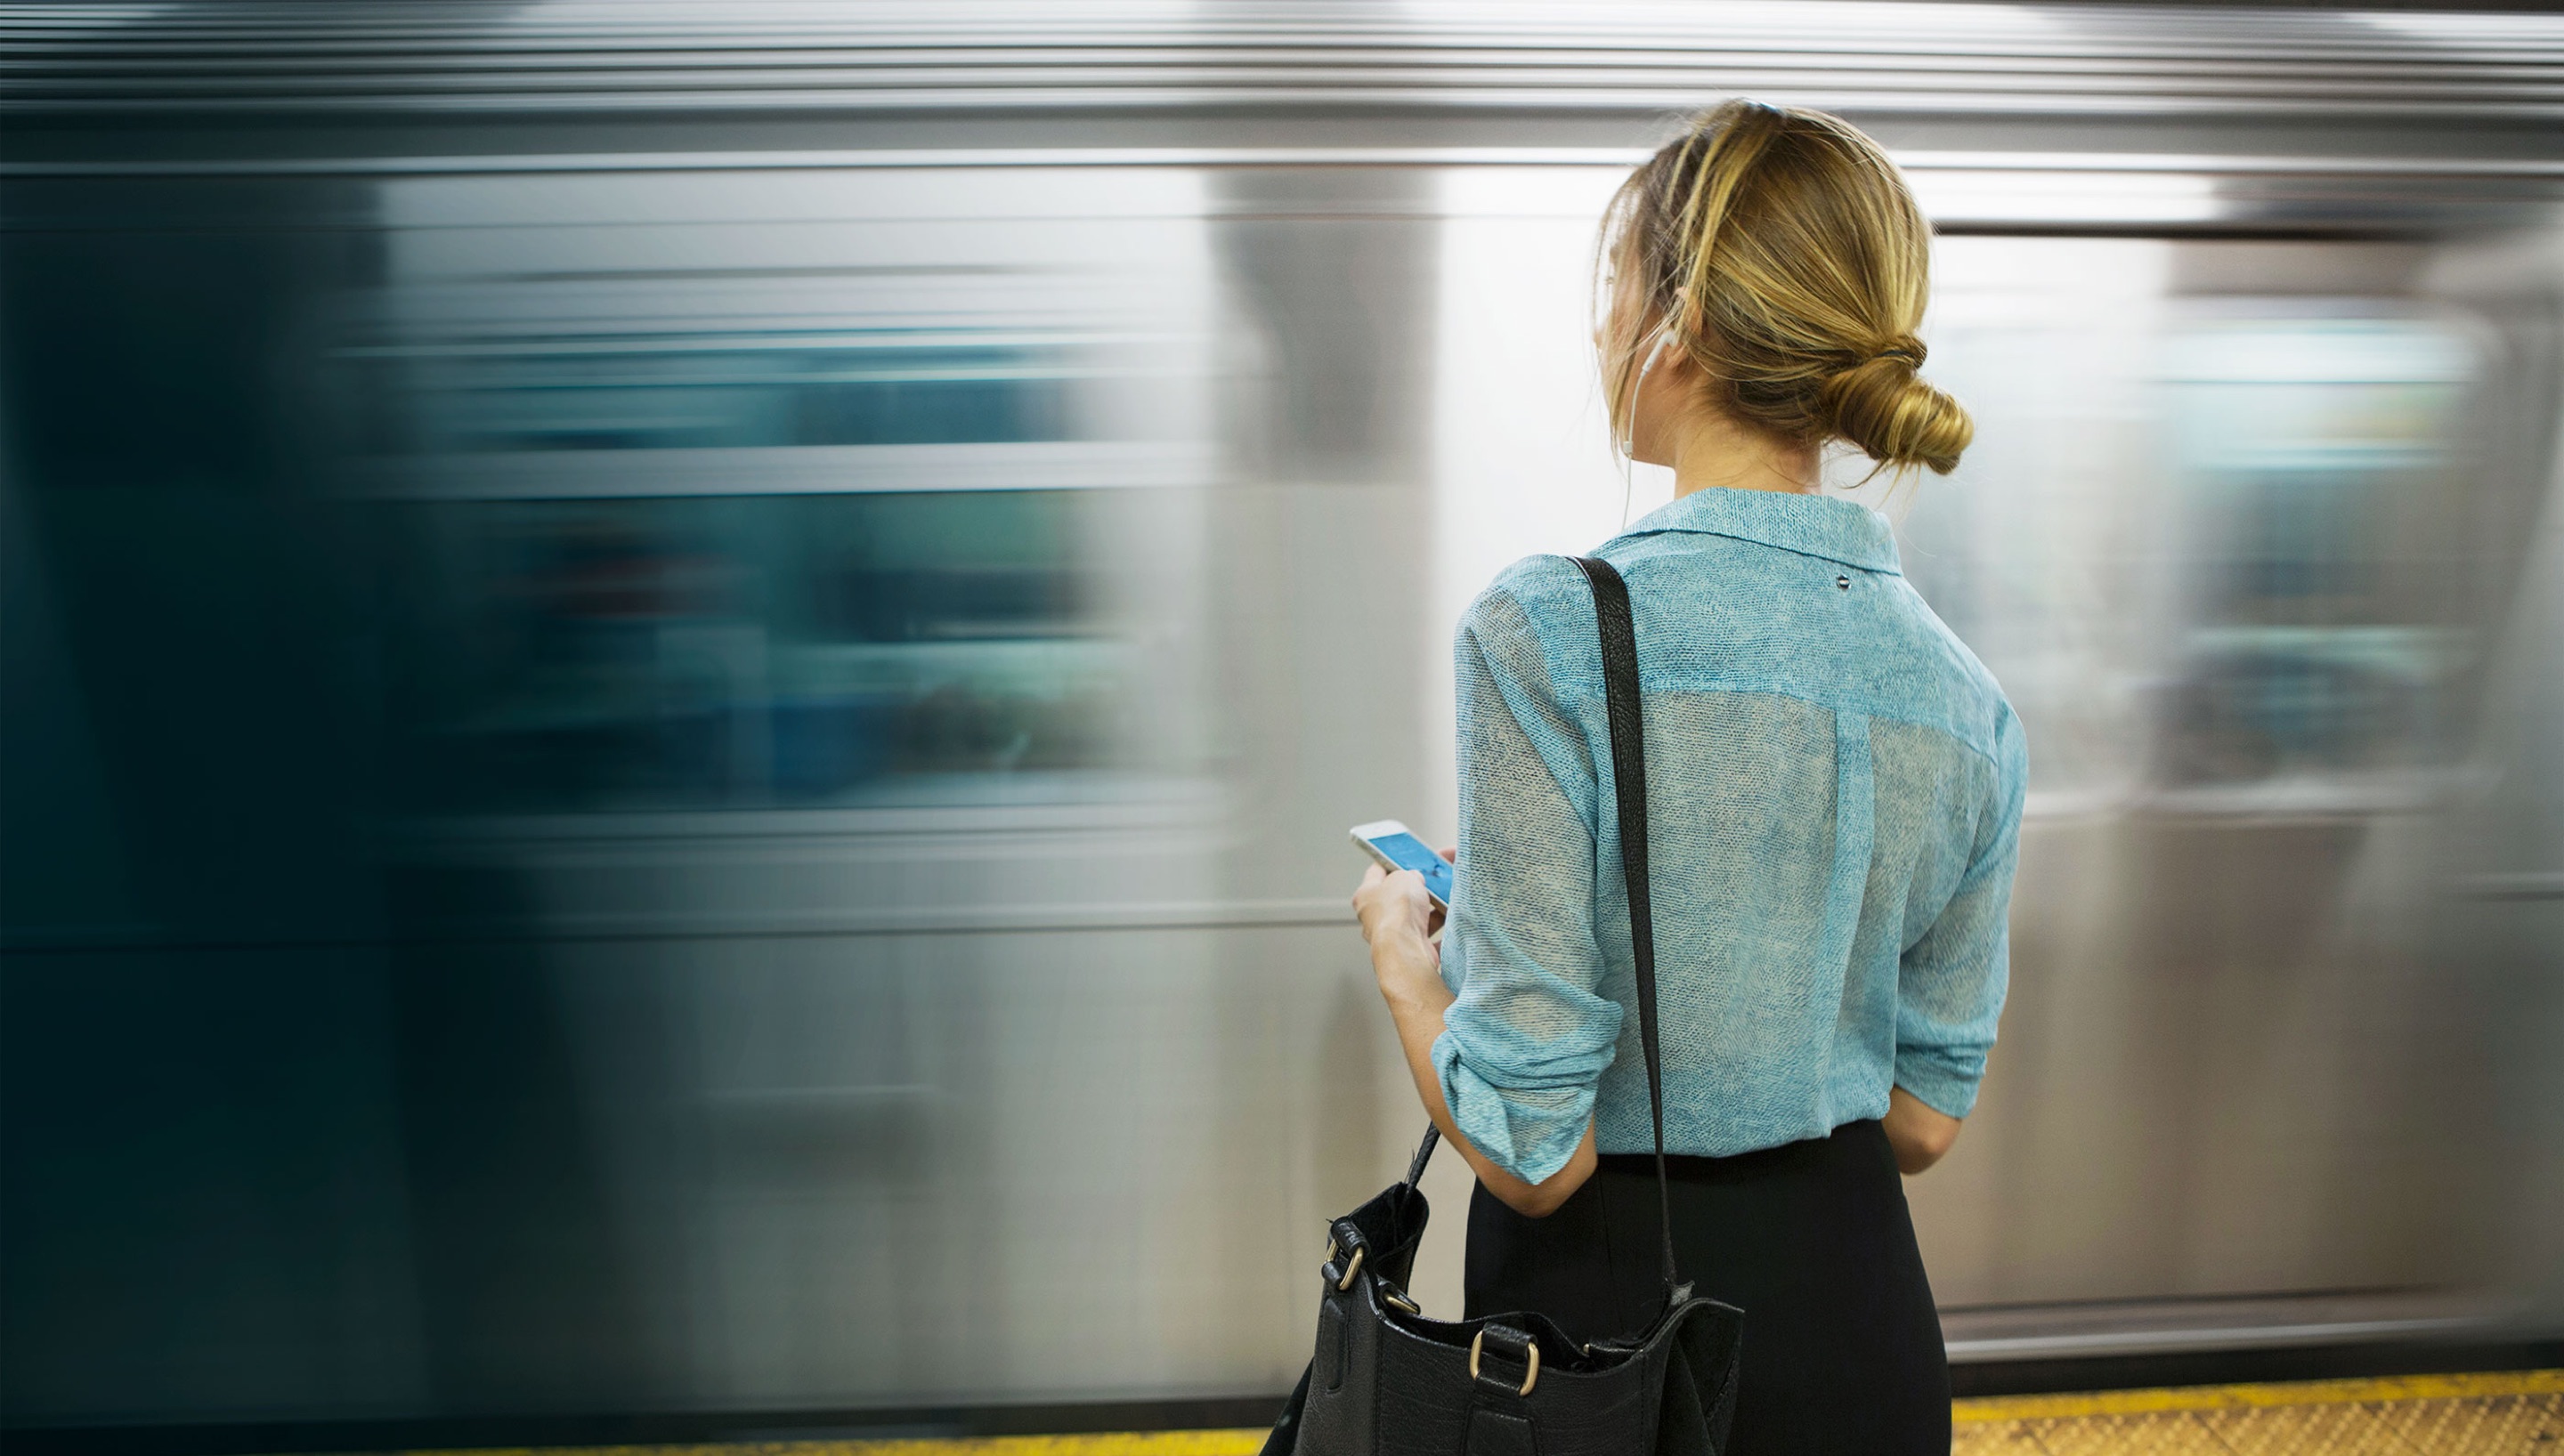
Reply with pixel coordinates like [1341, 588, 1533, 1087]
[1363, 829, 1455, 907]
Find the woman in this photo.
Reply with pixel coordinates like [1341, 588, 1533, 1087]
[1351, 101, 2025, 1454]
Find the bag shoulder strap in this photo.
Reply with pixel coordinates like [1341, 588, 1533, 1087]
[1569, 554, 1686, 1300]
[1389, 554, 1684, 1302]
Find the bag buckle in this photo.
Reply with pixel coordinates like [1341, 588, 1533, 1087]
[1468, 1325, 1540, 1396]
[1321, 1237, 1366, 1292]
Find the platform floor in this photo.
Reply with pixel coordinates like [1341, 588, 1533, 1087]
[414, 1371, 2562, 1456]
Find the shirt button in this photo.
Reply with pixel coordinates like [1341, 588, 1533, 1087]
[1835, 575, 1852, 590]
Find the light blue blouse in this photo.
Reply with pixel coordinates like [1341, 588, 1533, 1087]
[1431, 488, 2026, 1184]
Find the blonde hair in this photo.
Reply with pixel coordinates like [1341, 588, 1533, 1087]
[1600, 100, 1972, 475]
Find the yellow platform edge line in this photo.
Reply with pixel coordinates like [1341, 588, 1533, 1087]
[390, 1372, 2564, 1456]
[1949, 1368, 2564, 1423]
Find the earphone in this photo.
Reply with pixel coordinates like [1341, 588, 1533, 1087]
[1617, 318, 1680, 458]
[1617, 317, 1681, 526]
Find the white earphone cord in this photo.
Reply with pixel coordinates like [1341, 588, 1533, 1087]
[1619, 320, 1678, 530]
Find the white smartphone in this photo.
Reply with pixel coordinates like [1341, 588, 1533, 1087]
[1350, 819, 1454, 910]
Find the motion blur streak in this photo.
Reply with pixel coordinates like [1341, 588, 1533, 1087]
[3, 0, 2562, 1437]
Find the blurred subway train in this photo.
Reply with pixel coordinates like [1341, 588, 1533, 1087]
[4, 1, 2564, 1444]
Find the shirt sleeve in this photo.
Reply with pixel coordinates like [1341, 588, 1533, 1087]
[1893, 701, 2027, 1118]
[1430, 569, 1625, 1185]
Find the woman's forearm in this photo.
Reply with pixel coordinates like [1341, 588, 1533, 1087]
[1369, 927, 1599, 1217]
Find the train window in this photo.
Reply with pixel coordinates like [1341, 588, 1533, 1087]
[345, 170, 1218, 820]
[2154, 311, 2481, 792]
[378, 488, 1183, 813]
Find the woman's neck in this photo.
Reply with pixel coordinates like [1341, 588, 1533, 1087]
[1666, 408, 1822, 497]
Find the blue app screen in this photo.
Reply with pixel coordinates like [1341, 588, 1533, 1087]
[1370, 831, 1454, 903]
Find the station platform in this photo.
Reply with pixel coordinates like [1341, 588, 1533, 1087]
[401, 1371, 2561, 1456]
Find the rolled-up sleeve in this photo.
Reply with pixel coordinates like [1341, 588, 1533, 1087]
[1894, 703, 2027, 1118]
[1431, 570, 1623, 1184]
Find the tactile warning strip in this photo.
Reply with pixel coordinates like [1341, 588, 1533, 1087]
[1951, 1371, 2564, 1455]
[407, 1370, 2564, 1456]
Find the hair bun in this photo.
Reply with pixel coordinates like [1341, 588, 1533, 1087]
[1819, 347, 1972, 475]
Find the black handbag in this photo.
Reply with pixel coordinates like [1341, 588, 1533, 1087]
[1262, 554, 1744, 1456]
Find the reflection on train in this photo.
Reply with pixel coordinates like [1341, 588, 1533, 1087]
[3, 1, 2561, 1439]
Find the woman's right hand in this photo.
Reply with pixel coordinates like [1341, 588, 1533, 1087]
[1349, 845, 1456, 950]
[1351, 864, 1436, 953]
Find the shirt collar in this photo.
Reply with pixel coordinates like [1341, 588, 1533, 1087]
[1612, 487, 1903, 574]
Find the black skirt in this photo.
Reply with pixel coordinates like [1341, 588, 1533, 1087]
[1464, 1119, 1949, 1456]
